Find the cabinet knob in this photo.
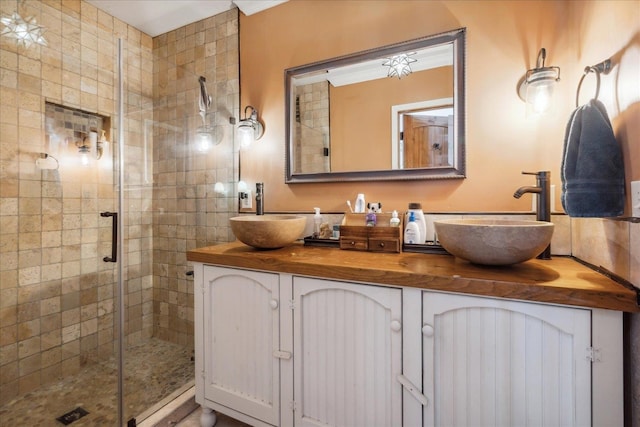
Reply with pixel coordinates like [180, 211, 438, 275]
[379, 242, 385, 247]
[270, 299, 279, 309]
[422, 324, 434, 337]
[390, 320, 402, 332]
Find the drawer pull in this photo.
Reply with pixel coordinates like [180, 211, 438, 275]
[379, 242, 385, 247]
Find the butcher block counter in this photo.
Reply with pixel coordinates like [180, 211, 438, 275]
[187, 241, 639, 312]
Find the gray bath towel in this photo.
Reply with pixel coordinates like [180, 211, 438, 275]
[561, 99, 625, 217]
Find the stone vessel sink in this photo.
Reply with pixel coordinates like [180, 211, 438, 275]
[230, 215, 306, 249]
[434, 219, 554, 265]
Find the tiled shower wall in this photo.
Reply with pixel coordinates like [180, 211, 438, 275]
[295, 82, 329, 173]
[151, 10, 239, 346]
[0, 0, 153, 405]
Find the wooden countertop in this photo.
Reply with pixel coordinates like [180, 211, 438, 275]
[187, 241, 639, 312]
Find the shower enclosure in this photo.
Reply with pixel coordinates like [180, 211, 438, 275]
[0, 2, 239, 425]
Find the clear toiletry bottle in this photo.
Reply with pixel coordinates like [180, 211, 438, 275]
[354, 193, 366, 213]
[313, 207, 322, 238]
[390, 210, 401, 227]
[405, 203, 427, 244]
[404, 212, 422, 244]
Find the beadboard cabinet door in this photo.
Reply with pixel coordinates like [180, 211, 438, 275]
[292, 277, 403, 427]
[422, 291, 592, 427]
[201, 266, 281, 426]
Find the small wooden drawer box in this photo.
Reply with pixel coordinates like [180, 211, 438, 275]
[339, 213, 402, 253]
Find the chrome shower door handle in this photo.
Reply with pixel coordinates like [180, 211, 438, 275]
[100, 212, 117, 262]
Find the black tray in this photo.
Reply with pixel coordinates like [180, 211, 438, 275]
[303, 236, 340, 248]
[402, 242, 450, 255]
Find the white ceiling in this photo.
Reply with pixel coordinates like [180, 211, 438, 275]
[86, 0, 288, 37]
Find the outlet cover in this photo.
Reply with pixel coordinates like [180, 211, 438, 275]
[632, 181, 640, 218]
[241, 190, 252, 209]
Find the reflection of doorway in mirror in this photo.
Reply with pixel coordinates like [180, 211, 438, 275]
[390, 99, 453, 170]
[294, 82, 330, 173]
[401, 114, 451, 168]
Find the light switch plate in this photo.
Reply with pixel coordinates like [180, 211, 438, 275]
[632, 181, 640, 218]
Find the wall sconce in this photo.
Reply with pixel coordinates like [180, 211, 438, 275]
[75, 130, 106, 166]
[383, 52, 417, 79]
[196, 125, 214, 152]
[76, 135, 91, 166]
[196, 76, 221, 152]
[237, 106, 264, 149]
[517, 48, 561, 114]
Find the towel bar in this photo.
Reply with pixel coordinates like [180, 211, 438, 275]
[575, 58, 612, 107]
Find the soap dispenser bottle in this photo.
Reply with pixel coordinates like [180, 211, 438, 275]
[313, 207, 323, 238]
[390, 210, 401, 227]
[405, 203, 427, 244]
[404, 211, 421, 244]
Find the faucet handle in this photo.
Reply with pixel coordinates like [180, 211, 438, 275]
[521, 171, 550, 178]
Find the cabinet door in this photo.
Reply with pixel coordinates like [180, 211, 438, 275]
[293, 277, 403, 427]
[422, 292, 591, 427]
[202, 266, 280, 425]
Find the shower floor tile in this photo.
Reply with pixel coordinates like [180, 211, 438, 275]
[0, 338, 193, 426]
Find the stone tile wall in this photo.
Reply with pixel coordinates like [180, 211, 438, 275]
[0, 0, 153, 405]
[151, 9, 239, 347]
[294, 82, 329, 173]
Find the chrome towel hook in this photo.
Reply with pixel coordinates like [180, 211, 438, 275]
[575, 59, 612, 107]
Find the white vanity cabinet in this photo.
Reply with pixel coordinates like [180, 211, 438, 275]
[292, 277, 403, 427]
[194, 263, 624, 427]
[196, 266, 282, 427]
[421, 291, 592, 427]
[195, 267, 404, 427]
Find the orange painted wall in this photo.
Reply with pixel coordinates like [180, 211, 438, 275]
[239, 0, 639, 214]
[330, 67, 453, 172]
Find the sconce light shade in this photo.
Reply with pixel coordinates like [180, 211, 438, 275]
[196, 123, 223, 153]
[237, 105, 264, 149]
[517, 48, 560, 114]
[75, 130, 107, 166]
[76, 137, 91, 167]
[195, 127, 213, 152]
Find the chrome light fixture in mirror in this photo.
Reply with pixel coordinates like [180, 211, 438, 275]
[285, 28, 466, 183]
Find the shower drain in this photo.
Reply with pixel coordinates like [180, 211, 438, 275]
[56, 407, 89, 425]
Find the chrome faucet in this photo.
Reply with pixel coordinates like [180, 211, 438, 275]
[513, 171, 551, 259]
[256, 182, 264, 215]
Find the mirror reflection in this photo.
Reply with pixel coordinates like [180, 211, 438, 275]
[285, 28, 466, 182]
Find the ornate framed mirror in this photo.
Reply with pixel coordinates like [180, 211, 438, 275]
[285, 28, 466, 183]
